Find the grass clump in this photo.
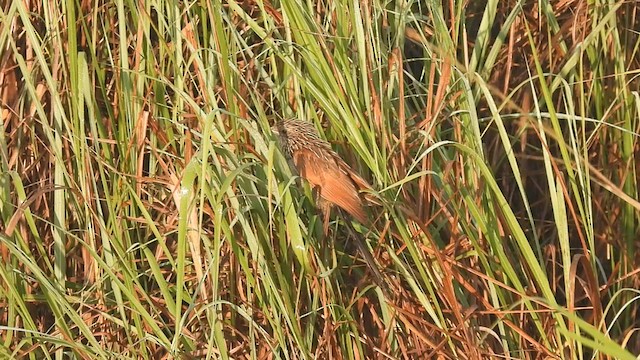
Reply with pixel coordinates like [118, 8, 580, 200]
[0, 0, 638, 358]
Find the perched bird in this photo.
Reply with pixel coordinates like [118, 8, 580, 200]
[272, 119, 388, 291]
[271, 119, 372, 230]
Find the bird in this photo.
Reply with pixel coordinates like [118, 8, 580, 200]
[272, 119, 388, 291]
[271, 119, 372, 229]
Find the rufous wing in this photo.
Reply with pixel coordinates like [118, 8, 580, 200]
[332, 153, 381, 207]
[292, 148, 368, 225]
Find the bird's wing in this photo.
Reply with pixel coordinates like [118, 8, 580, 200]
[336, 157, 372, 191]
[332, 153, 382, 207]
[291, 148, 325, 190]
[292, 148, 368, 225]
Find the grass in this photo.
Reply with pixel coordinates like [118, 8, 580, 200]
[0, 0, 639, 358]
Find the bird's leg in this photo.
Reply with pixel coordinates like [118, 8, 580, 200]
[321, 200, 331, 237]
[312, 187, 332, 236]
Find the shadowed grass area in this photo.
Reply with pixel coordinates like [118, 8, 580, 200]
[0, 0, 639, 358]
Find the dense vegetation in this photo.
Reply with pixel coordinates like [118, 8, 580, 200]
[1, 0, 639, 358]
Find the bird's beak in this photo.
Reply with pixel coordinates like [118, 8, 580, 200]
[272, 121, 286, 136]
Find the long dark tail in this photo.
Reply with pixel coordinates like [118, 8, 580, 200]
[344, 220, 390, 294]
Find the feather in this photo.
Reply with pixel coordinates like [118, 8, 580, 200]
[292, 147, 368, 225]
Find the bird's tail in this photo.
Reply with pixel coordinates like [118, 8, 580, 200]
[344, 219, 390, 294]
